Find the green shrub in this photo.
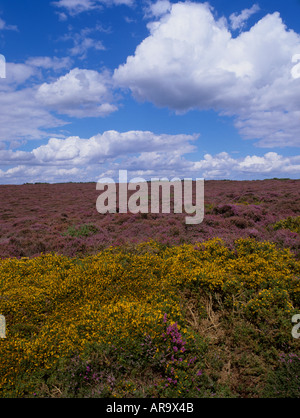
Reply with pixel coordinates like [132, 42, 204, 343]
[264, 353, 300, 398]
[63, 224, 99, 238]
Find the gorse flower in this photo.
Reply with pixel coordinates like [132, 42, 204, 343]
[0, 237, 299, 397]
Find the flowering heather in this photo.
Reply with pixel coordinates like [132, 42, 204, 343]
[0, 179, 299, 259]
[0, 180, 299, 398]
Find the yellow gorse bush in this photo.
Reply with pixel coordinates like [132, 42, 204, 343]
[0, 238, 299, 396]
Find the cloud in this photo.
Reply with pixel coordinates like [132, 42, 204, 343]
[114, 2, 300, 148]
[52, 0, 101, 15]
[229, 4, 260, 31]
[52, 0, 135, 16]
[0, 130, 299, 183]
[0, 16, 18, 31]
[193, 152, 300, 178]
[0, 58, 118, 144]
[36, 68, 118, 118]
[0, 165, 83, 184]
[61, 26, 107, 59]
[0, 86, 67, 142]
[4, 63, 38, 85]
[69, 37, 105, 59]
[0, 130, 198, 183]
[31, 130, 198, 165]
[25, 56, 72, 71]
[146, 0, 171, 18]
[0, 58, 75, 143]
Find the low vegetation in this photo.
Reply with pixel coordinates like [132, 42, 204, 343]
[0, 238, 299, 398]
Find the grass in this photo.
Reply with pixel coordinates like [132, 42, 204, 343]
[63, 224, 99, 238]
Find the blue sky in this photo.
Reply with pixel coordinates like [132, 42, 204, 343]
[0, 0, 299, 183]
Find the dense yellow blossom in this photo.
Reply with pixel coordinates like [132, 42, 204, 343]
[0, 238, 299, 396]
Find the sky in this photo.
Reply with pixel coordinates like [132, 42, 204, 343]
[0, 0, 300, 184]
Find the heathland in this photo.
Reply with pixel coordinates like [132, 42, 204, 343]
[0, 179, 299, 397]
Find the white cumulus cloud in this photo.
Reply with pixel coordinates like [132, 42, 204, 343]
[0, 130, 299, 183]
[146, 0, 171, 18]
[32, 130, 198, 165]
[193, 152, 300, 178]
[36, 68, 118, 118]
[114, 2, 300, 148]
